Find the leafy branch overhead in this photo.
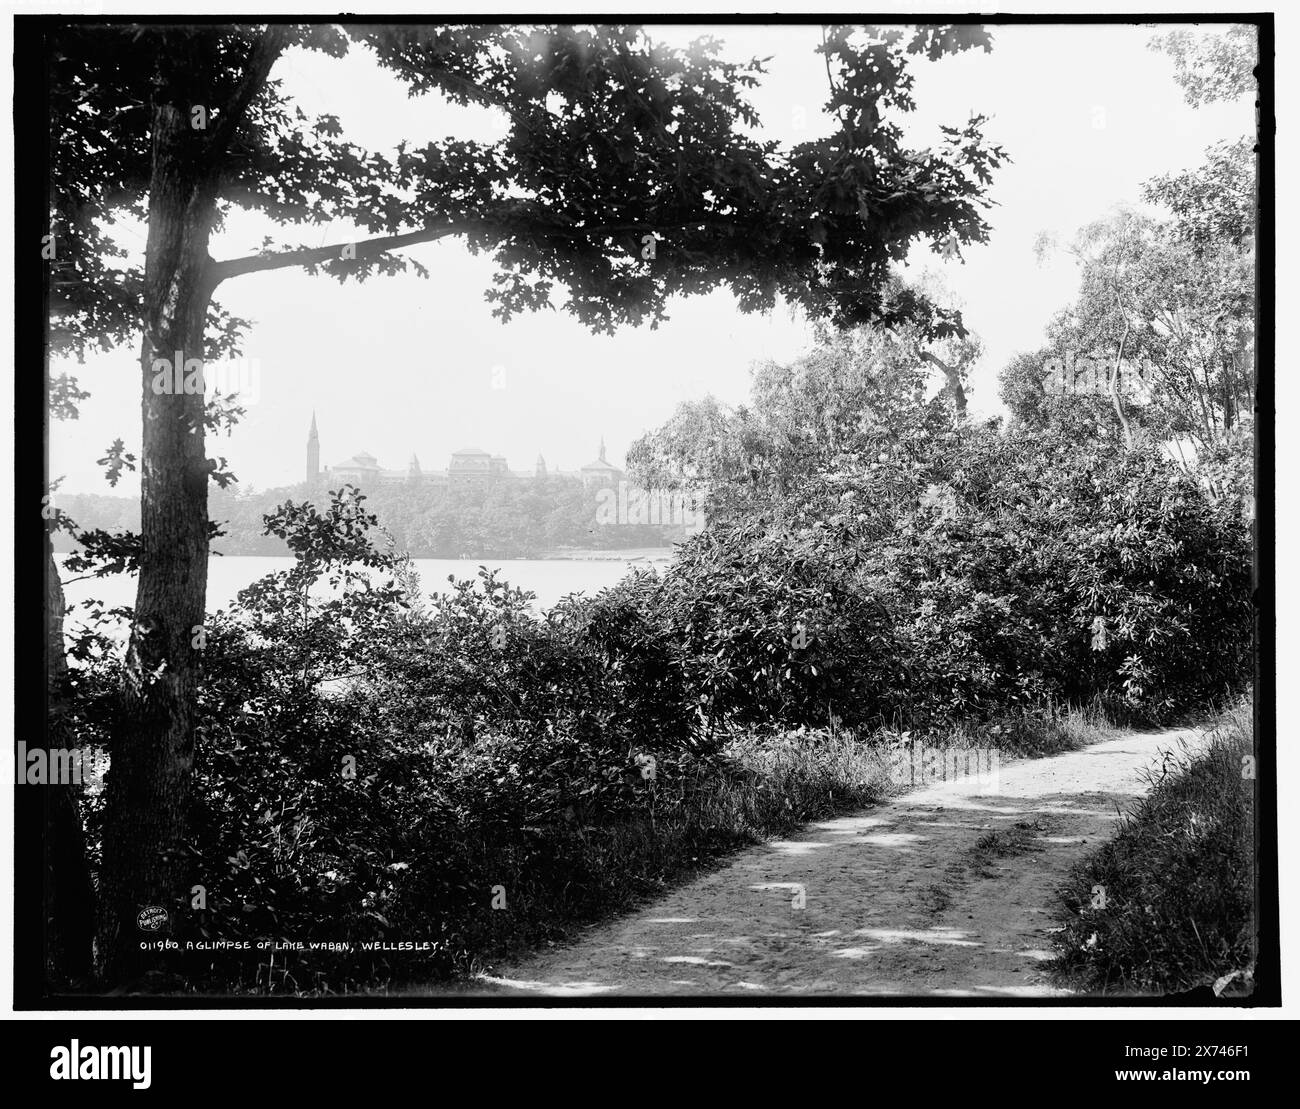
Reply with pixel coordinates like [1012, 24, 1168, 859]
[50, 21, 1007, 363]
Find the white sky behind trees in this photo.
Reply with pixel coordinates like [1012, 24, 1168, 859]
[49, 22, 1254, 494]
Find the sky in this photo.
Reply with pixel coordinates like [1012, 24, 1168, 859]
[48, 21, 1255, 495]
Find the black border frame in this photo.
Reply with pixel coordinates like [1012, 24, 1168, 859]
[13, 10, 1279, 1011]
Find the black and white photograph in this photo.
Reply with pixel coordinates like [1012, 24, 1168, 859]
[6, 0, 1288, 1075]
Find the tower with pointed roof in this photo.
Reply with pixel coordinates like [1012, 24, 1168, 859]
[306, 411, 320, 485]
[580, 436, 623, 488]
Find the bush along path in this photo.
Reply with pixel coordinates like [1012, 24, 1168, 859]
[425, 727, 1209, 997]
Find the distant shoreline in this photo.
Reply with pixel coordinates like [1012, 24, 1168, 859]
[56, 546, 679, 564]
[537, 547, 675, 562]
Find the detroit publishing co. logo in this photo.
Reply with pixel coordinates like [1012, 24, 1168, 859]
[136, 906, 170, 934]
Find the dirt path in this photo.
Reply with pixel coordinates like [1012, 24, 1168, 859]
[448, 729, 1205, 998]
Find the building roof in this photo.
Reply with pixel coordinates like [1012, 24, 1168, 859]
[451, 447, 490, 457]
[581, 436, 620, 472]
[334, 453, 380, 470]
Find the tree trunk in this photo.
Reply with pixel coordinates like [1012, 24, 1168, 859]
[95, 73, 217, 984]
[917, 350, 967, 416]
[45, 531, 95, 986]
[1109, 335, 1134, 450]
[1222, 354, 1235, 434]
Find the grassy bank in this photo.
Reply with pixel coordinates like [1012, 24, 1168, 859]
[1050, 697, 1255, 996]
[927, 696, 1120, 760]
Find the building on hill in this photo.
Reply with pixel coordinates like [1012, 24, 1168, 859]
[327, 450, 425, 486]
[403, 454, 445, 487]
[580, 437, 624, 488]
[309, 416, 565, 490]
[448, 447, 493, 485]
[329, 450, 380, 485]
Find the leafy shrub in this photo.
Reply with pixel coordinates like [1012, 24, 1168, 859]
[658, 521, 907, 732]
[173, 492, 714, 987]
[549, 568, 697, 755]
[871, 427, 1252, 723]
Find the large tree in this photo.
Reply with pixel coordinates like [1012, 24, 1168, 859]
[627, 287, 980, 532]
[1003, 207, 1253, 492]
[1000, 23, 1256, 491]
[43, 21, 1006, 982]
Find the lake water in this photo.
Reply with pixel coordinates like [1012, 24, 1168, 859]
[58, 553, 671, 623]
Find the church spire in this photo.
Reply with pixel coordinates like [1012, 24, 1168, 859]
[306, 411, 320, 484]
[598, 436, 606, 463]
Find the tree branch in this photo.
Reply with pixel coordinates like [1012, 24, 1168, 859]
[207, 27, 290, 168]
[210, 222, 478, 284]
[210, 213, 740, 285]
[1109, 316, 1134, 450]
[916, 348, 967, 416]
